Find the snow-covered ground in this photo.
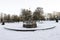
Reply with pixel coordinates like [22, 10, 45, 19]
[0, 21, 60, 40]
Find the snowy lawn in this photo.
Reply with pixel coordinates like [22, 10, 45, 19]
[0, 20, 60, 40]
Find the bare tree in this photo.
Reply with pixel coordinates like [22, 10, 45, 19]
[21, 9, 32, 21]
[33, 7, 44, 21]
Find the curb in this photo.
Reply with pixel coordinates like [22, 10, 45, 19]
[4, 26, 56, 31]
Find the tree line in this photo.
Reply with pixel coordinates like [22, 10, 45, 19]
[46, 12, 60, 20]
[0, 7, 60, 22]
[0, 7, 45, 22]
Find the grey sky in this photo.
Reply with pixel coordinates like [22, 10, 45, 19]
[0, 0, 60, 15]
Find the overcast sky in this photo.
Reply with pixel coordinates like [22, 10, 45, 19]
[0, 0, 60, 15]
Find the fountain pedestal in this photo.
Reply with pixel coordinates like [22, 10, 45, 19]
[23, 21, 37, 28]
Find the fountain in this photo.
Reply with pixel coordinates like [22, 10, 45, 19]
[23, 21, 37, 28]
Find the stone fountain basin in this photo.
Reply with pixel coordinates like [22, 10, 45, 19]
[3, 22, 56, 31]
[4, 26, 55, 31]
[3, 25, 56, 31]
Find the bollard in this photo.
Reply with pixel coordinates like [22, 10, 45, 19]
[56, 19, 58, 23]
[2, 22, 5, 25]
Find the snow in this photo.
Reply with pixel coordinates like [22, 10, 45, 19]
[0, 21, 60, 40]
